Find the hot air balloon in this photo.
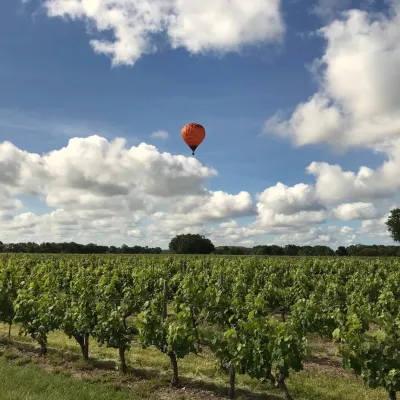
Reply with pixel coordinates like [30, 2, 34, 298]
[181, 123, 206, 155]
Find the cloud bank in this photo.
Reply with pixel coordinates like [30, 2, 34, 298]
[0, 133, 395, 248]
[44, 0, 284, 66]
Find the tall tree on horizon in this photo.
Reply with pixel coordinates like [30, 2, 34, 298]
[386, 208, 400, 243]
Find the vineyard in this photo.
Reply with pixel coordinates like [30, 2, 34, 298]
[0, 254, 400, 400]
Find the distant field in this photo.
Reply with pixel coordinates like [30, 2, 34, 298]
[0, 254, 398, 399]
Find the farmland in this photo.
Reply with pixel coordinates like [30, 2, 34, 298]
[0, 254, 399, 400]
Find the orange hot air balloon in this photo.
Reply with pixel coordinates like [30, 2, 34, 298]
[181, 123, 206, 155]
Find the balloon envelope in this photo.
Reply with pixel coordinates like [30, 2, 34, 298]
[181, 123, 206, 155]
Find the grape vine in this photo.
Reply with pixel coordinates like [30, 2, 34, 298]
[0, 254, 400, 399]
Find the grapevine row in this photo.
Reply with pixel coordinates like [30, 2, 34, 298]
[0, 254, 400, 399]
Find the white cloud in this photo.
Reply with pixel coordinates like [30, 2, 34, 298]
[169, 190, 255, 219]
[264, 2, 400, 150]
[148, 190, 256, 235]
[167, 0, 284, 54]
[249, 182, 329, 232]
[127, 229, 141, 238]
[0, 141, 45, 195]
[307, 138, 400, 203]
[333, 202, 378, 220]
[270, 220, 395, 249]
[0, 131, 397, 247]
[219, 220, 238, 229]
[41, 136, 216, 206]
[210, 220, 259, 246]
[43, 0, 284, 66]
[256, 1, 400, 244]
[257, 182, 324, 215]
[361, 215, 390, 239]
[151, 130, 169, 140]
[271, 225, 358, 247]
[255, 207, 328, 229]
[0, 135, 258, 246]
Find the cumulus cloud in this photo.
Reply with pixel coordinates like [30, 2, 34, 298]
[0, 132, 396, 247]
[247, 182, 329, 232]
[307, 138, 400, 202]
[167, 0, 284, 54]
[255, 207, 328, 229]
[0, 135, 259, 246]
[39, 136, 217, 211]
[256, 1, 400, 245]
[149, 191, 256, 236]
[361, 215, 391, 239]
[257, 182, 324, 215]
[43, 0, 284, 66]
[30, 135, 217, 203]
[210, 220, 259, 246]
[0, 129, 396, 248]
[333, 202, 378, 220]
[270, 220, 395, 249]
[170, 190, 255, 219]
[264, 2, 400, 150]
[0, 141, 45, 195]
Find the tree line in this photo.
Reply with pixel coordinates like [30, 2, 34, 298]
[1, 239, 400, 257]
[0, 241, 163, 254]
[213, 244, 400, 257]
[168, 234, 400, 257]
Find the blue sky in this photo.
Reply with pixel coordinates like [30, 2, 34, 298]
[0, 0, 398, 248]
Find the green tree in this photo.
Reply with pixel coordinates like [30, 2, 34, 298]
[168, 234, 215, 254]
[335, 246, 348, 256]
[284, 244, 299, 256]
[386, 208, 400, 242]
